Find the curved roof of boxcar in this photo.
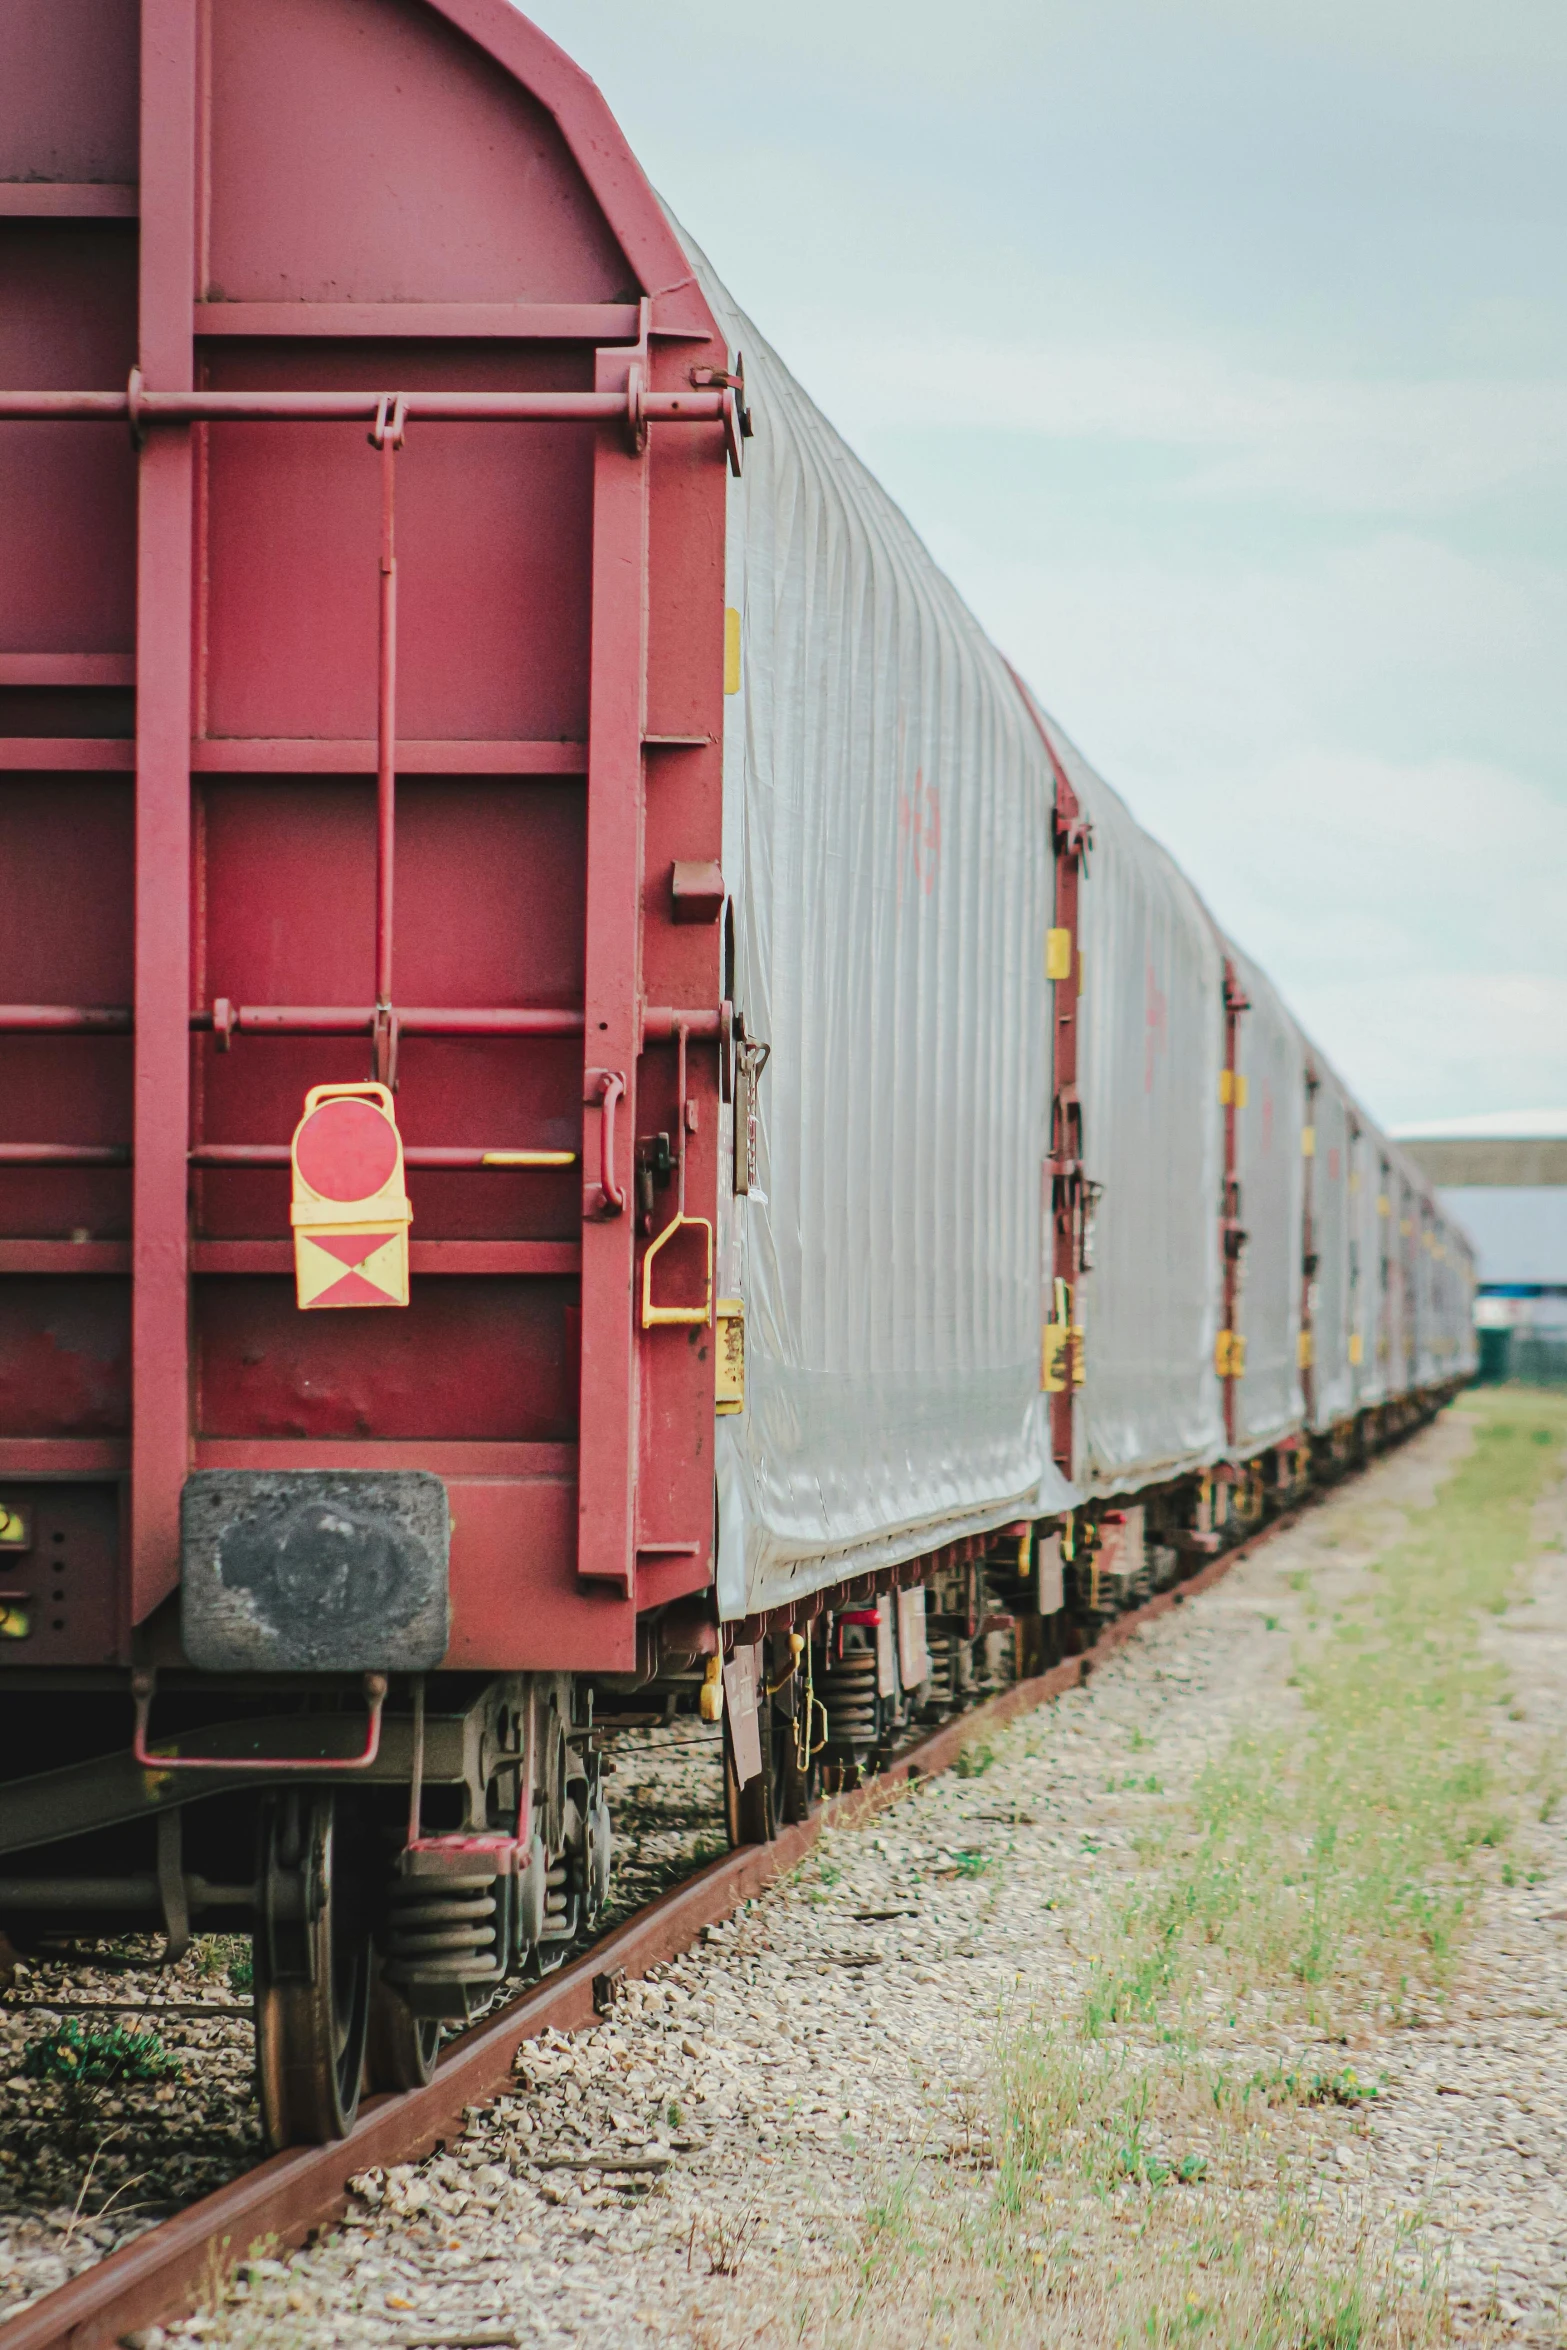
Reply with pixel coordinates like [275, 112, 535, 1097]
[376, 0, 712, 320]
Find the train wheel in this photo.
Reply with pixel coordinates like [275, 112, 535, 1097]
[365, 1964, 442, 2092]
[254, 1792, 373, 2149]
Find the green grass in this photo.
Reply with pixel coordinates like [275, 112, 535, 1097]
[23, 2016, 182, 2085]
[739, 1396, 1566, 2350]
[950, 1849, 994, 1880]
[1082, 1393, 1567, 2036]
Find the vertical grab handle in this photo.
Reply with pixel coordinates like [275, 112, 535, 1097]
[583, 1069, 626, 1218]
[640, 1020, 713, 1326]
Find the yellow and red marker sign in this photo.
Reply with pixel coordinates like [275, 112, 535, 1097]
[290, 1082, 412, 1309]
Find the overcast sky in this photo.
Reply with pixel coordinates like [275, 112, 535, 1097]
[532, 0, 1567, 1129]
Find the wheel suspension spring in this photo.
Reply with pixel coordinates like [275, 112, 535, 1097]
[544, 1858, 571, 1933]
[820, 1649, 879, 1750]
[382, 1873, 502, 1986]
[921, 1631, 954, 1715]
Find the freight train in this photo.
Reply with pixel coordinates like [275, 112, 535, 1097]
[0, 0, 1474, 2146]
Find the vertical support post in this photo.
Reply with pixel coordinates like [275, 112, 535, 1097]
[371, 396, 405, 1082]
[130, 0, 198, 1622]
[576, 343, 649, 1603]
[1300, 1066, 1319, 1431]
[1048, 775, 1086, 1477]
[1220, 961, 1247, 1448]
[1008, 671, 1093, 1485]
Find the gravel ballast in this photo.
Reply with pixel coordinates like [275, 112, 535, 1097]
[144, 1407, 1567, 2348]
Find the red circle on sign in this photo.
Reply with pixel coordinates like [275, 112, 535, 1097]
[295, 1098, 399, 1201]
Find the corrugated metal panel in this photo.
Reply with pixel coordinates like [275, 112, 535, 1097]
[685, 244, 1076, 1622]
[1230, 947, 1305, 1447]
[1038, 726, 1226, 1493]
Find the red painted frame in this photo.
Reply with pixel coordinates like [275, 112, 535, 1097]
[0, 0, 731, 1673]
[1219, 958, 1247, 1447]
[1006, 689, 1090, 1481]
[1300, 1065, 1319, 1427]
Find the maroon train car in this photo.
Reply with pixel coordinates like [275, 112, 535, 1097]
[0, 0, 1474, 2153]
[1, 0, 741, 2143]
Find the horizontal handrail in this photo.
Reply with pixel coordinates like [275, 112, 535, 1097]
[0, 385, 731, 427]
[194, 1144, 575, 1169]
[0, 1003, 585, 1038]
[0, 1144, 129, 1166]
[201, 1001, 586, 1042]
[2, 1003, 731, 1042]
[0, 1144, 573, 1169]
[0, 1005, 131, 1033]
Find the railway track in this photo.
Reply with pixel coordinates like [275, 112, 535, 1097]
[0, 1513, 1295, 2350]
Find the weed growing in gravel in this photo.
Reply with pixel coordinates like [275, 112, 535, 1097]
[193, 1934, 241, 1983]
[23, 2017, 182, 2086]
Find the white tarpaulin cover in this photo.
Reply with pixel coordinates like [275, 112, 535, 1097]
[672, 228, 1473, 1625]
[685, 245, 1077, 1623]
[1032, 717, 1227, 1495]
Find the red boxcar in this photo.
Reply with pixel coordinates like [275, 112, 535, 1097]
[1, 0, 741, 2144]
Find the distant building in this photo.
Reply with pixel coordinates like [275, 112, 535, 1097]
[1395, 1112, 1567, 1384]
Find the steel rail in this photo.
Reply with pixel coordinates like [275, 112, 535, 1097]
[0, 1508, 1305, 2350]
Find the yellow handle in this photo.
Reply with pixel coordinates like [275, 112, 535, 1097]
[640, 1213, 713, 1327]
[302, 1080, 397, 1117]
